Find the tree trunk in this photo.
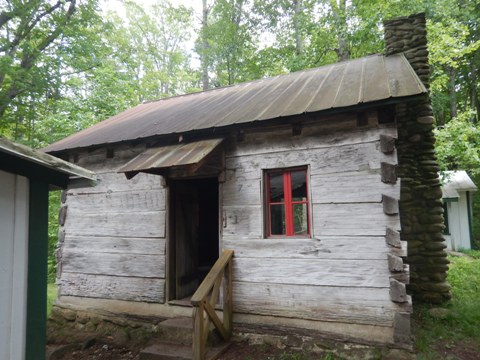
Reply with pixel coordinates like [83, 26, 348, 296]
[330, 0, 349, 61]
[201, 0, 209, 90]
[293, 0, 303, 55]
[470, 53, 479, 123]
[447, 66, 457, 119]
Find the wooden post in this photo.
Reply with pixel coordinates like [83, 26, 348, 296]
[191, 249, 234, 359]
[224, 259, 233, 338]
[193, 304, 205, 360]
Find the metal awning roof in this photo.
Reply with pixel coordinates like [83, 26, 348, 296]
[45, 53, 427, 153]
[118, 138, 223, 179]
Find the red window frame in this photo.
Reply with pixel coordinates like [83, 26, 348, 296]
[266, 167, 310, 237]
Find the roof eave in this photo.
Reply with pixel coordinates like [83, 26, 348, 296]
[0, 137, 96, 187]
[45, 92, 427, 155]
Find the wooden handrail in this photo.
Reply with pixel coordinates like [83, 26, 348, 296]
[192, 249, 234, 360]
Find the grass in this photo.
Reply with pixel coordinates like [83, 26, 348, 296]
[414, 250, 480, 359]
[47, 283, 57, 317]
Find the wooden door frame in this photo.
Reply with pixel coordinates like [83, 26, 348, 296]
[166, 177, 221, 302]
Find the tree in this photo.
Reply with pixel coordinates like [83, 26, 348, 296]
[435, 111, 480, 242]
[428, 1, 480, 125]
[106, 0, 196, 101]
[0, 0, 102, 141]
[32, 0, 198, 148]
[198, 0, 260, 87]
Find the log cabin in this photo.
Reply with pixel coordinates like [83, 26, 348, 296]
[45, 13, 449, 351]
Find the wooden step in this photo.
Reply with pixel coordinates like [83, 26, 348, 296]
[140, 341, 231, 360]
[155, 317, 222, 346]
[156, 317, 193, 345]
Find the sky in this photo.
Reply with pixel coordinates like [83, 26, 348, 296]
[100, 0, 204, 66]
[100, 0, 203, 20]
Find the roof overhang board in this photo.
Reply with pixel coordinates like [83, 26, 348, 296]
[0, 137, 96, 189]
[118, 138, 224, 180]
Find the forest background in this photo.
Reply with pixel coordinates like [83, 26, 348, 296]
[0, 0, 479, 282]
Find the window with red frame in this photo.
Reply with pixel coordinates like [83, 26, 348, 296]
[266, 168, 310, 237]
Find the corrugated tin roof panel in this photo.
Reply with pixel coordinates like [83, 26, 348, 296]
[45, 53, 426, 152]
[118, 138, 223, 174]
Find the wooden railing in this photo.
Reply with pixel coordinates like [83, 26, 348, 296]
[191, 249, 234, 360]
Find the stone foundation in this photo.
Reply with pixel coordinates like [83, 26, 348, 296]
[48, 304, 163, 346]
[48, 305, 415, 360]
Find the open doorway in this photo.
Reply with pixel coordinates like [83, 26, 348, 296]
[168, 177, 219, 301]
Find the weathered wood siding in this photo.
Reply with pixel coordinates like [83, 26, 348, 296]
[58, 145, 167, 302]
[57, 115, 407, 336]
[221, 121, 404, 328]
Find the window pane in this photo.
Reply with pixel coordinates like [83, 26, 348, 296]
[291, 170, 307, 202]
[293, 203, 308, 235]
[269, 173, 284, 203]
[270, 204, 285, 235]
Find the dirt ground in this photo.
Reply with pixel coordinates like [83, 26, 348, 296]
[433, 339, 480, 360]
[47, 338, 317, 360]
[47, 337, 480, 360]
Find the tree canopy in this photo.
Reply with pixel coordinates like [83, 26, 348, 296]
[2, 0, 478, 275]
[0, 0, 478, 179]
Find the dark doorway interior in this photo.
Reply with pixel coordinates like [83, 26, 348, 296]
[169, 178, 219, 301]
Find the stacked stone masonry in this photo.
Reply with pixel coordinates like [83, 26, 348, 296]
[384, 13, 451, 303]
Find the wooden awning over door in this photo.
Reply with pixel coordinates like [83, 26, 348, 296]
[118, 138, 224, 179]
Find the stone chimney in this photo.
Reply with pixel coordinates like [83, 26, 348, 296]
[384, 13, 451, 304]
[384, 14, 430, 88]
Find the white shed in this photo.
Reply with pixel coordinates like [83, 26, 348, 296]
[441, 171, 477, 250]
[0, 138, 95, 360]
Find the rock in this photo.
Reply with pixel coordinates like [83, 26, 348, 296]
[63, 309, 77, 321]
[417, 116, 434, 124]
[76, 312, 90, 324]
[85, 322, 97, 332]
[428, 307, 451, 319]
[90, 315, 102, 326]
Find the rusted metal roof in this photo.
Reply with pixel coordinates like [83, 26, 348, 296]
[45, 53, 426, 153]
[118, 138, 223, 179]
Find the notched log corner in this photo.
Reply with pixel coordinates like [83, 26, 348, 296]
[382, 194, 399, 215]
[58, 205, 68, 226]
[390, 278, 408, 303]
[385, 227, 402, 248]
[380, 134, 396, 154]
[388, 253, 404, 272]
[381, 162, 397, 184]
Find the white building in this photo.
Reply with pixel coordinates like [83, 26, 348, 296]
[0, 138, 94, 360]
[442, 171, 477, 250]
